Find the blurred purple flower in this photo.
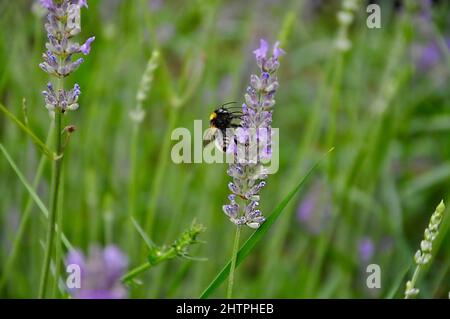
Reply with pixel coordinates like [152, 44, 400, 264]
[418, 42, 440, 70]
[419, 0, 432, 22]
[149, 0, 164, 11]
[416, 39, 450, 72]
[65, 245, 128, 299]
[297, 193, 315, 223]
[358, 237, 375, 263]
[156, 24, 175, 45]
[39, 0, 54, 9]
[296, 180, 331, 234]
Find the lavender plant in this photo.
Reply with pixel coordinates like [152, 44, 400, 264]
[223, 39, 284, 298]
[404, 200, 446, 299]
[38, 0, 94, 298]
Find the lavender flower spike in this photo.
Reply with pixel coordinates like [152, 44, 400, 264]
[65, 245, 128, 299]
[39, 0, 94, 113]
[223, 39, 284, 229]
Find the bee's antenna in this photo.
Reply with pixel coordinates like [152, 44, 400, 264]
[221, 101, 237, 107]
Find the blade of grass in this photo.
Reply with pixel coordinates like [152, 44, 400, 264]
[385, 261, 413, 299]
[0, 143, 72, 250]
[0, 125, 53, 292]
[131, 216, 156, 250]
[200, 148, 333, 298]
[0, 103, 53, 160]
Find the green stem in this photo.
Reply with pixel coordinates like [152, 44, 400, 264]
[227, 225, 241, 299]
[121, 247, 176, 283]
[38, 78, 64, 298]
[405, 265, 421, 299]
[52, 169, 65, 297]
[121, 262, 152, 283]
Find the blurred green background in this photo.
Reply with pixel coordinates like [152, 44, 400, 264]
[0, 0, 449, 298]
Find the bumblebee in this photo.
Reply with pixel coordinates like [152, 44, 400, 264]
[203, 102, 242, 151]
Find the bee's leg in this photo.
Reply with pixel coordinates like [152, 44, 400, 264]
[222, 135, 228, 152]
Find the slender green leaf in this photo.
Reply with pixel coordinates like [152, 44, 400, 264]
[0, 103, 54, 159]
[0, 143, 72, 250]
[200, 149, 333, 298]
[385, 261, 412, 299]
[131, 216, 156, 249]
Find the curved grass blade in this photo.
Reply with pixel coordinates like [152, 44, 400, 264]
[0, 103, 53, 160]
[200, 148, 333, 299]
[130, 216, 156, 249]
[0, 143, 72, 250]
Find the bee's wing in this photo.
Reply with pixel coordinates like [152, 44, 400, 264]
[203, 127, 218, 148]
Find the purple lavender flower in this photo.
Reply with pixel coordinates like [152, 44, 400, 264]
[253, 39, 269, 60]
[43, 83, 81, 112]
[222, 39, 284, 229]
[358, 237, 375, 263]
[39, 0, 94, 113]
[65, 245, 128, 299]
[80, 36, 96, 55]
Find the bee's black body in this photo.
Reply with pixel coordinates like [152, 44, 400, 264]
[205, 103, 242, 151]
[210, 107, 240, 130]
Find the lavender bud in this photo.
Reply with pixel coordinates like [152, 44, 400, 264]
[250, 74, 262, 91]
[223, 203, 239, 219]
[228, 182, 240, 195]
[245, 181, 266, 199]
